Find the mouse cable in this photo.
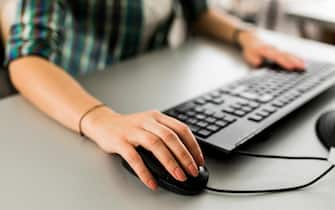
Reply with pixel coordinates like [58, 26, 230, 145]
[205, 150, 335, 194]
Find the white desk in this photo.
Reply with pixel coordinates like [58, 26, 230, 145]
[1, 31, 335, 210]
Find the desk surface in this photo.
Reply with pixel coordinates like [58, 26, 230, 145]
[286, 0, 335, 30]
[1, 31, 335, 210]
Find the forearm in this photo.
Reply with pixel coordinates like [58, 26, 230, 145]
[9, 56, 116, 134]
[193, 9, 247, 44]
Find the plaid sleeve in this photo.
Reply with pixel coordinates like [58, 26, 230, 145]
[179, 0, 208, 23]
[5, 0, 65, 67]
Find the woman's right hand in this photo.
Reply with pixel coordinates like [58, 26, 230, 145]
[82, 107, 205, 190]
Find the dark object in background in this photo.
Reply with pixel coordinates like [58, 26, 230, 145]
[316, 111, 335, 150]
[0, 41, 17, 99]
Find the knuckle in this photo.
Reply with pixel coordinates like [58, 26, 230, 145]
[126, 151, 141, 164]
[162, 130, 176, 142]
[148, 136, 161, 147]
[165, 157, 177, 169]
[149, 110, 161, 117]
[137, 166, 149, 178]
[179, 150, 190, 161]
[178, 124, 190, 135]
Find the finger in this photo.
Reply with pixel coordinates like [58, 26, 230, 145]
[156, 114, 205, 166]
[259, 47, 295, 71]
[128, 129, 187, 182]
[142, 120, 199, 177]
[244, 51, 262, 68]
[282, 52, 305, 71]
[120, 144, 158, 190]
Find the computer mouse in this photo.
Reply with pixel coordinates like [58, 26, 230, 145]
[121, 147, 209, 195]
[316, 111, 335, 150]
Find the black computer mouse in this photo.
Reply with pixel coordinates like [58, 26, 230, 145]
[121, 147, 209, 195]
[316, 111, 335, 150]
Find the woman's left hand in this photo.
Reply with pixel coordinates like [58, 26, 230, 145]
[238, 31, 305, 71]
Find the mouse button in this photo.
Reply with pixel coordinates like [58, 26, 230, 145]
[137, 148, 170, 178]
[181, 167, 209, 189]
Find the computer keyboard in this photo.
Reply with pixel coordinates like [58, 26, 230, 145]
[164, 61, 335, 152]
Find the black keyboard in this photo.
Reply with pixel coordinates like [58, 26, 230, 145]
[164, 61, 335, 152]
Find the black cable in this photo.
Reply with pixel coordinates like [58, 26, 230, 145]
[205, 151, 334, 194]
[232, 150, 328, 161]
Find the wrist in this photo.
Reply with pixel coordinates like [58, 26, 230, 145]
[81, 106, 121, 141]
[237, 30, 257, 49]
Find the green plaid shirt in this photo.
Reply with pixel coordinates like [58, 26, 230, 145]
[6, 0, 208, 75]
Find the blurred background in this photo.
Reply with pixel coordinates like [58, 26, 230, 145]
[210, 0, 335, 45]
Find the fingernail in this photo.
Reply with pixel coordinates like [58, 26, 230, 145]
[148, 179, 158, 190]
[174, 167, 187, 181]
[188, 164, 199, 177]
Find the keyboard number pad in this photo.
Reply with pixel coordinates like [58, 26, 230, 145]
[165, 103, 237, 139]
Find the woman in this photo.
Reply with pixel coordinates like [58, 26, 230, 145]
[1, 0, 304, 191]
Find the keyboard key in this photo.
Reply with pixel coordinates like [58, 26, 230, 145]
[248, 101, 260, 108]
[262, 106, 277, 113]
[186, 110, 196, 117]
[236, 99, 249, 106]
[176, 102, 195, 112]
[215, 120, 228, 128]
[222, 107, 235, 114]
[255, 111, 270, 118]
[240, 92, 258, 100]
[211, 98, 225, 105]
[234, 110, 247, 117]
[186, 118, 198, 125]
[177, 114, 188, 121]
[213, 112, 226, 119]
[230, 104, 242, 110]
[203, 95, 213, 101]
[206, 117, 217, 123]
[196, 129, 212, 138]
[207, 125, 221, 132]
[194, 98, 207, 105]
[204, 109, 215, 116]
[242, 106, 253, 112]
[248, 115, 264, 122]
[210, 91, 222, 98]
[272, 101, 285, 108]
[258, 94, 274, 103]
[223, 115, 237, 123]
[194, 107, 205, 113]
[189, 125, 201, 133]
[166, 110, 178, 117]
[196, 121, 209, 128]
[195, 114, 206, 120]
